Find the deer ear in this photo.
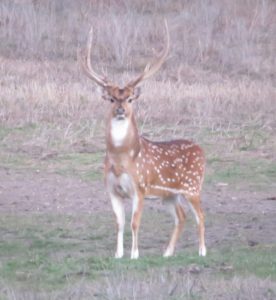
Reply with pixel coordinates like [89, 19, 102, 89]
[100, 87, 110, 101]
[133, 87, 141, 99]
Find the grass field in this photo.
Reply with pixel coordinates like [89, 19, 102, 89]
[0, 0, 276, 299]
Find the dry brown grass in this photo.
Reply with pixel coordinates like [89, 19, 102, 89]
[1, 1, 275, 125]
[1, 2, 275, 129]
[1, 0, 275, 74]
[103, 273, 276, 300]
[1, 274, 275, 300]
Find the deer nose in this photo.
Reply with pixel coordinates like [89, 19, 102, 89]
[116, 107, 125, 115]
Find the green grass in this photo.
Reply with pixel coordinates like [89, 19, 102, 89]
[0, 124, 37, 140]
[52, 152, 104, 181]
[220, 245, 276, 278]
[1, 125, 275, 188]
[1, 242, 275, 290]
[110, 245, 276, 279]
[0, 213, 275, 293]
[0, 150, 103, 181]
[195, 124, 276, 188]
[0, 125, 104, 180]
[206, 156, 276, 188]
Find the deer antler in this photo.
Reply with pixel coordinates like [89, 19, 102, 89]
[127, 20, 170, 88]
[78, 27, 111, 88]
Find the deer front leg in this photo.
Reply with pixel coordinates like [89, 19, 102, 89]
[110, 193, 125, 258]
[131, 192, 144, 259]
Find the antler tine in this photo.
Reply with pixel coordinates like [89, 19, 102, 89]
[127, 20, 170, 88]
[78, 27, 110, 88]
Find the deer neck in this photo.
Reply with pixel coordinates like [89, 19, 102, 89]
[106, 114, 140, 163]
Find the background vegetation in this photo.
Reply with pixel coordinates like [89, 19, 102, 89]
[0, 0, 275, 299]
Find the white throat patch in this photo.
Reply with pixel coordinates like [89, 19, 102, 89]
[111, 118, 130, 147]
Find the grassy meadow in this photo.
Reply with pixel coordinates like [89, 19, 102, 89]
[0, 0, 276, 299]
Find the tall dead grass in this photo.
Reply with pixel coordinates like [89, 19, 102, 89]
[0, 0, 275, 152]
[1, 274, 275, 300]
[1, 0, 275, 74]
[103, 272, 276, 300]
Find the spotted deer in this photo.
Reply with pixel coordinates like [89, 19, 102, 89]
[79, 22, 206, 259]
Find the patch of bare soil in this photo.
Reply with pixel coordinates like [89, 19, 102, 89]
[0, 168, 107, 214]
[0, 167, 275, 248]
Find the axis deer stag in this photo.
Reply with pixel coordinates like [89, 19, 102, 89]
[79, 22, 206, 259]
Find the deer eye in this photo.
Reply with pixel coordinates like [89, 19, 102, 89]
[128, 98, 133, 103]
[110, 98, 115, 103]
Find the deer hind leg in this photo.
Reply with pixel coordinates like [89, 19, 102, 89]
[110, 193, 125, 258]
[186, 194, 206, 257]
[131, 192, 144, 259]
[163, 195, 186, 257]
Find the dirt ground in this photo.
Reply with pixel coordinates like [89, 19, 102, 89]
[1, 167, 275, 251]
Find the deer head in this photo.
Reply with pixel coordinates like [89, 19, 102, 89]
[78, 21, 170, 122]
